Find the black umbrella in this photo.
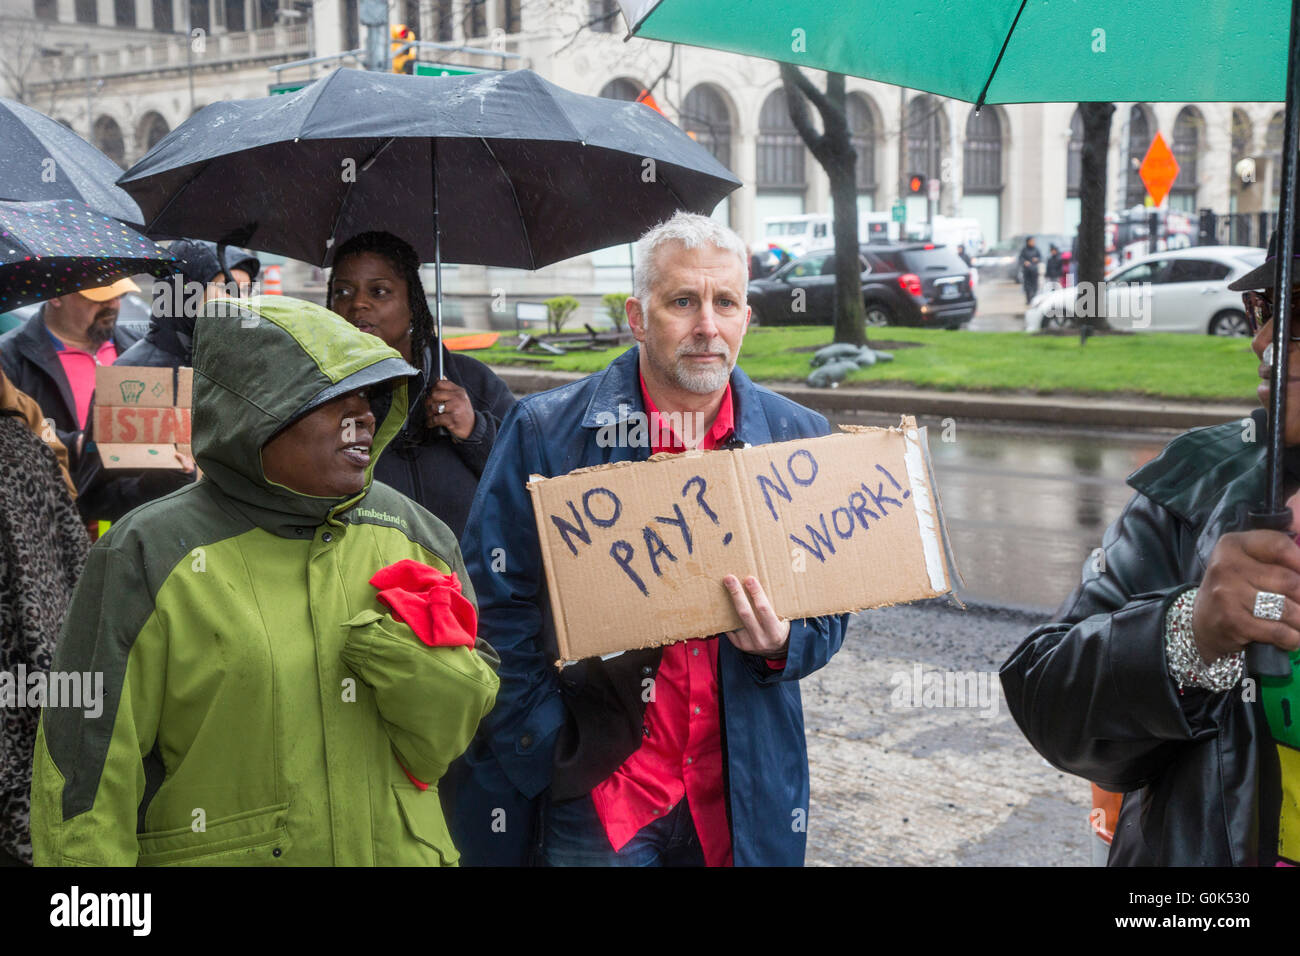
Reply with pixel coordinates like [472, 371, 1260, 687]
[0, 97, 144, 225]
[118, 68, 741, 377]
[0, 199, 175, 312]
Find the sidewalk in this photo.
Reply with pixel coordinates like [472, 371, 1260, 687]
[488, 364, 1255, 431]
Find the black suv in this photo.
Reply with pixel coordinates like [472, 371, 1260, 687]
[746, 243, 975, 329]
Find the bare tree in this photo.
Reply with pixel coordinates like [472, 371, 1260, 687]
[1075, 102, 1115, 333]
[779, 64, 867, 346]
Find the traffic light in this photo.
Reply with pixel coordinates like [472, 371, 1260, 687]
[907, 173, 926, 195]
[391, 24, 415, 74]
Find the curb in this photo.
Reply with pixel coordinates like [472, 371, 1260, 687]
[488, 365, 1254, 431]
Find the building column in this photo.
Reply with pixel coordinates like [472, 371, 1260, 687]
[98, 0, 114, 25]
[733, 123, 758, 246]
[1199, 103, 1232, 215]
[56, 0, 76, 22]
[139, 0, 155, 30]
[316, 0, 344, 56]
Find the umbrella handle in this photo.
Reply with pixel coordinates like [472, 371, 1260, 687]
[1247, 506, 1296, 678]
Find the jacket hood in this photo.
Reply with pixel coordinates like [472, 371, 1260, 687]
[146, 240, 262, 357]
[191, 294, 417, 534]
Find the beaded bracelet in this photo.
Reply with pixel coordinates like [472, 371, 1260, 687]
[1164, 587, 1244, 693]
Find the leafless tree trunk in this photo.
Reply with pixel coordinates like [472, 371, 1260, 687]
[1076, 102, 1115, 332]
[780, 64, 867, 347]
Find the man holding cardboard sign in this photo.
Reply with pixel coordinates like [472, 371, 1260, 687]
[456, 213, 848, 866]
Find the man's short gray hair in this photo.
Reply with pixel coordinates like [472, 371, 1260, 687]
[633, 211, 749, 302]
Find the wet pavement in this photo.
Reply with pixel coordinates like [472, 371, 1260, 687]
[803, 602, 1095, 866]
[827, 417, 1175, 611]
[800, 419, 1179, 865]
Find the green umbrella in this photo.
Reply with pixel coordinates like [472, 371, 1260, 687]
[619, 0, 1300, 677]
[619, 0, 1286, 104]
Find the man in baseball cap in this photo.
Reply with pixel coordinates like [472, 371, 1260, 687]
[0, 277, 193, 524]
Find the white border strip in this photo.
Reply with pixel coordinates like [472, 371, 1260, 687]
[903, 427, 948, 593]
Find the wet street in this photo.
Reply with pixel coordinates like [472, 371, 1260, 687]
[801, 417, 1181, 865]
[830, 416, 1175, 611]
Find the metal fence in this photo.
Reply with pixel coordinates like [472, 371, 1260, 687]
[1197, 209, 1277, 248]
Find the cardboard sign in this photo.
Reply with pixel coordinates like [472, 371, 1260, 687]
[94, 366, 193, 470]
[528, 417, 958, 663]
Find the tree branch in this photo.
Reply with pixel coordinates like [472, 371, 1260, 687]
[779, 62, 824, 153]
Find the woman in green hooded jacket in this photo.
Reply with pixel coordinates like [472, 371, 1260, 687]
[29, 295, 499, 866]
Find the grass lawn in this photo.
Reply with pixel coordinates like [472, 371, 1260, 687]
[452, 326, 1261, 402]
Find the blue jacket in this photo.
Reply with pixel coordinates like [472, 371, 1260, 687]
[458, 346, 848, 866]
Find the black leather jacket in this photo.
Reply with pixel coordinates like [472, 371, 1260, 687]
[1001, 409, 1285, 865]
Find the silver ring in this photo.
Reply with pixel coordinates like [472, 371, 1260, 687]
[437, 403, 446, 415]
[1253, 591, 1286, 621]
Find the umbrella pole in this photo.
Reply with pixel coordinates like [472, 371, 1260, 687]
[432, 137, 445, 383]
[1248, 0, 1300, 678]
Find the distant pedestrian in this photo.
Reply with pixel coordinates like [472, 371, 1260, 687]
[117, 239, 260, 369]
[1019, 237, 1042, 304]
[1045, 244, 1064, 293]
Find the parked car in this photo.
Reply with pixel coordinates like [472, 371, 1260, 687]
[1023, 245, 1267, 334]
[0, 291, 154, 340]
[747, 243, 976, 329]
[973, 233, 1072, 282]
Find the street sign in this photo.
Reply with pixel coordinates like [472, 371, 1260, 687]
[891, 201, 906, 223]
[413, 63, 485, 77]
[269, 81, 308, 95]
[1139, 132, 1180, 207]
[927, 177, 940, 202]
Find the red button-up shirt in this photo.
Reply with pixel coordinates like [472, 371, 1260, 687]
[588, 372, 739, 866]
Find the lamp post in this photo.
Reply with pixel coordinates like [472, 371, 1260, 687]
[276, 5, 315, 76]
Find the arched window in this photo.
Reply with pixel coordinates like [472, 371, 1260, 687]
[906, 96, 944, 204]
[1125, 105, 1152, 208]
[1067, 108, 1084, 198]
[94, 116, 125, 167]
[963, 107, 1002, 192]
[682, 85, 731, 170]
[599, 78, 641, 102]
[757, 90, 805, 189]
[140, 113, 171, 153]
[847, 93, 876, 191]
[1170, 107, 1200, 212]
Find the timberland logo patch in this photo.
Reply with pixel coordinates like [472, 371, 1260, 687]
[352, 507, 409, 531]
[50, 886, 151, 936]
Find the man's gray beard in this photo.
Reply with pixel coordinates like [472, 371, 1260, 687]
[665, 346, 733, 394]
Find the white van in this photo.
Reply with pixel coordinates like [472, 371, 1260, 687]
[762, 214, 833, 257]
[763, 212, 900, 255]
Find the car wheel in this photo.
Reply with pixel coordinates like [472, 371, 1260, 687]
[863, 302, 893, 327]
[749, 304, 762, 326]
[1209, 309, 1250, 337]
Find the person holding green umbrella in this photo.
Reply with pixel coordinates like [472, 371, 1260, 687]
[1002, 224, 1300, 865]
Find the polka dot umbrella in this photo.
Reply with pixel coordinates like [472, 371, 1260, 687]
[0, 199, 176, 312]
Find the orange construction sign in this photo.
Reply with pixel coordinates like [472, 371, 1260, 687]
[1138, 132, 1180, 207]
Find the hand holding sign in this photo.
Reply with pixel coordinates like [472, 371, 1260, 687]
[723, 574, 790, 659]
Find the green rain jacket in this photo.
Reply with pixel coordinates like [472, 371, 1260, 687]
[30, 295, 499, 866]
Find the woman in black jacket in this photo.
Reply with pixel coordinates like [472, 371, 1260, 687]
[327, 231, 515, 538]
